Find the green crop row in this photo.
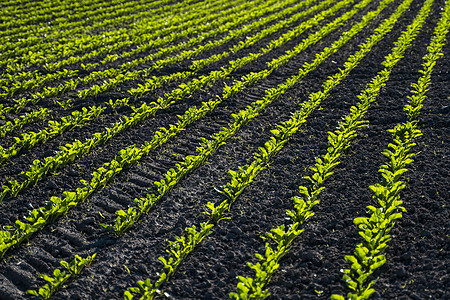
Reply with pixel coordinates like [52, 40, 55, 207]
[0, 69, 78, 99]
[26, 254, 96, 299]
[0, 107, 50, 138]
[0, 105, 105, 168]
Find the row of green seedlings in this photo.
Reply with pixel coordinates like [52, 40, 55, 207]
[0, 0, 364, 259]
[0, 69, 77, 99]
[229, 0, 433, 296]
[121, 0, 420, 296]
[0, 0, 350, 201]
[0, 108, 50, 138]
[0, 0, 160, 41]
[26, 254, 96, 300]
[0, 0, 245, 74]
[0, 0, 272, 115]
[0, 0, 199, 75]
[106, 0, 392, 236]
[332, 1, 450, 298]
[0, 105, 105, 167]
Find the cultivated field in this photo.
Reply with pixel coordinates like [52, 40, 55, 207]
[0, 0, 448, 299]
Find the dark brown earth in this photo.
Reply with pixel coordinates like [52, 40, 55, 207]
[0, 0, 448, 299]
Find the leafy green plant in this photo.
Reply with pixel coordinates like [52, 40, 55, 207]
[0, 108, 49, 138]
[0, 105, 104, 166]
[26, 254, 96, 299]
[332, 123, 421, 300]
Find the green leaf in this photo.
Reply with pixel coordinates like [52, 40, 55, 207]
[26, 290, 39, 296]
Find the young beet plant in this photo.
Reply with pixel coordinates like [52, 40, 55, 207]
[27, 254, 96, 299]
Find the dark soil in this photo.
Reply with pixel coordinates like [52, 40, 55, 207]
[0, 0, 448, 299]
